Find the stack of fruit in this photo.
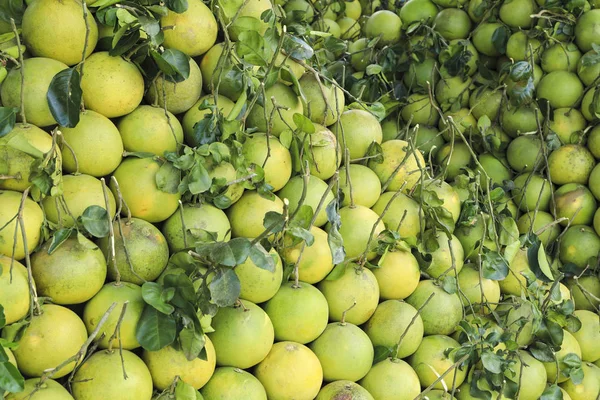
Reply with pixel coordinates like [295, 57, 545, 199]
[0, 0, 599, 399]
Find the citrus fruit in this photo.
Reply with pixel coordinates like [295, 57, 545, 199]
[559, 225, 600, 268]
[500, 103, 541, 137]
[161, 0, 217, 56]
[499, 0, 537, 28]
[504, 351, 547, 400]
[435, 142, 473, 179]
[255, 341, 323, 400]
[371, 191, 422, 239]
[399, 0, 438, 29]
[227, 190, 284, 238]
[0, 256, 30, 325]
[536, 71, 584, 109]
[83, 282, 144, 350]
[575, 9, 600, 52]
[566, 275, 600, 311]
[246, 83, 303, 137]
[242, 133, 292, 191]
[470, 88, 503, 121]
[334, 205, 385, 261]
[0, 190, 43, 260]
[517, 210, 561, 245]
[506, 31, 542, 62]
[110, 157, 181, 223]
[359, 358, 421, 400]
[72, 349, 153, 400]
[263, 281, 329, 343]
[146, 57, 203, 115]
[416, 179, 462, 223]
[541, 43, 582, 72]
[406, 280, 463, 335]
[277, 175, 334, 227]
[316, 381, 374, 400]
[404, 57, 438, 89]
[118, 105, 184, 156]
[368, 139, 425, 193]
[372, 250, 420, 300]
[207, 299, 274, 368]
[317, 263, 380, 325]
[512, 172, 553, 212]
[11, 304, 87, 378]
[435, 76, 472, 110]
[434, 9, 472, 40]
[572, 310, 600, 362]
[543, 329, 582, 383]
[331, 109, 383, 161]
[560, 362, 600, 400]
[457, 263, 501, 311]
[500, 297, 536, 345]
[365, 10, 401, 46]
[498, 248, 533, 296]
[200, 367, 268, 400]
[337, 164, 381, 208]
[6, 378, 73, 400]
[401, 93, 440, 126]
[421, 231, 465, 278]
[298, 124, 341, 180]
[80, 52, 144, 118]
[548, 108, 587, 145]
[349, 38, 371, 71]
[454, 213, 497, 259]
[408, 335, 467, 389]
[199, 43, 244, 100]
[589, 163, 600, 200]
[60, 110, 123, 177]
[338, 17, 361, 40]
[236, 248, 283, 303]
[553, 183, 597, 226]
[439, 108, 477, 142]
[578, 50, 600, 86]
[414, 125, 445, 156]
[183, 95, 235, 146]
[300, 72, 345, 126]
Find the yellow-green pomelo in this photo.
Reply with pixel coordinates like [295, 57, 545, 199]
[118, 105, 184, 156]
[300, 72, 344, 126]
[408, 335, 467, 389]
[337, 164, 381, 208]
[60, 110, 123, 176]
[399, 0, 438, 29]
[11, 304, 87, 378]
[335, 205, 385, 261]
[549, 109, 587, 145]
[218, 0, 271, 41]
[595, 208, 600, 236]
[264, 281, 329, 344]
[22, 0, 97, 65]
[146, 57, 203, 114]
[297, 127, 341, 182]
[6, 378, 73, 400]
[548, 144, 595, 185]
[200, 367, 267, 400]
[435, 142, 473, 180]
[368, 139, 425, 193]
[470, 88, 503, 121]
[504, 351, 547, 400]
[372, 250, 420, 300]
[277, 175, 333, 227]
[332, 109, 382, 161]
[512, 172, 553, 212]
[162, 203, 231, 252]
[406, 280, 463, 336]
[337, 17, 361, 40]
[236, 249, 283, 304]
[537, 71, 584, 109]
[281, 226, 334, 284]
[589, 163, 600, 200]
[506, 135, 544, 173]
[313, 18, 342, 39]
[318, 264, 379, 325]
[199, 43, 244, 101]
[371, 191, 422, 239]
[99, 218, 169, 284]
[161, 0, 217, 56]
[500, 103, 542, 137]
[80, 52, 144, 118]
[242, 133, 292, 192]
[365, 10, 402, 46]
[553, 183, 597, 226]
[364, 300, 424, 359]
[207, 300, 274, 369]
[572, 310, 600, 362]
[31, 235, 106, 305]
[316, 381, 374, 400]
[457, 263, 501, 311]
[498, 248, 533, 297]
[247, 83, 303, 137]
[310, 322, 374, 382]
[110, 157, 180, 223]
[255, 341, 323, 400]
[517, 211, 560, 246]
[499, 297, 536, 346]
[543, 330, 582, 383]
[207, 161, 245, 207]
[414, 126, 445, 157]
[560, 362, 600, 400]
[454, 213, 498, 260]
[72, 350, 153, 400]
[578, 50, 600, 86]
[575, 9, 600, 52]
[143, 337, 216, 390]
[359, 358, 421, 400]
[227, 191, 284, 238]
[438, 108, 477, 141]
[541, 43, 582, 72]
[0, 123, 56, 191]
[475, 153, 512, 188]
[349, 38, 372, 71]
[0, 190, 43, 260]
[183, 95, 235, 146]
[0, 57, 68, 127]
[506, 31, 542, 63]
[0, 256, 30, 325]
[401, 93, 439, 126]
[559, 225, 600, 269]
[420, 231, 465, 279]
[435, 76, 472, 111]
[416, 179, 461, 224]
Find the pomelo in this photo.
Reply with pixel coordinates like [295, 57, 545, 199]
[372, 250, 420, 300]
[200, 367, 267, 400]
[359, 358, 421, 400]
[242, 133, 292, 192]
[227, 191, 284, 238]
[277, 175, 334, 227]
[161, 0, 218, 56]
[0, 190, 44, 260]
[281, 226, 334, 283]
[331, 109, 382, 161]
[405, 280, 463, 335]
[0, 256, 30, 325]
[300, 72, 344, 126]
[146, 57, 203, 115]
[236, 248, 283, 303]
[408, 335, 467, 390]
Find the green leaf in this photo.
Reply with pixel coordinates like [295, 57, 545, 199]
[0, 0, 24, 25]
[47, 228, 73, 254]
[481, 251, 509, 280]
[79, 205, 110, 238]
[161, 49, 191, 82]
[179, 326, 205, 361]
[165, 0, 188, 13]
[373, 346, 394, 364]
[136, 305, 177, 351]
[174, 379, 197, 400]
[47, 68, 82, 128]
[227, 238, 252, 264]
[142, 282, 175, 314]
[293, 113, 315, 134]
[491, 25, 510, 55]
[155, 162, 180, 194]
[481, 351, 504, 374]
[236, 31, 269, 66]
[540, 385, 563, 400]
[0, 107, 17, 138]
[287, 226, 314, 246]
[282, 35, 313, 61]
[509, 61, 533, 82]
[529, 341, 555, 362]
[366, 64, 382, 76]
[0, 361, 24, 393]
[0, 305, 5, 329]
[527, 236, 553, 282]
[209, 268, 241, 307]
[263, 211, 286, 234]
[326, 200, 345, 263]
[248, 243, 276, 272]
[441, 275, 457, 294]
[325, 262, 347, 281]
[188, 163, 212, 194]
[163, 274, 196, 307]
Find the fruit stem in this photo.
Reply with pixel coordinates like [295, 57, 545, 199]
[344, 148, 355, 208]
[10, 18, 26, 125]
[107, 301, 129, 380]
[178, 200, 188, 249]
[101, 178, 120, 284]
[394, 292, 434, 362]
[340, 301, 356, 325]
[110, 176, 132, 223]
[78, 0, 90, 111]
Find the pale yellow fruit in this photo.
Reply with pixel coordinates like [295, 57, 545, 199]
[227, 191, 284, 238]
[161, 0, 218, 56]
[371, 191, 422, 239]
[337, 164, 381, 208]
[242, 133, 292, 192]
[6, 378, 73, 400]
[300, 72, 345, 126]
[183, 95, 235, 146]
[247, 83, 303, 137]
[543, 329, 582, 383]
[572, 310, 600, 362]
[0, 190, 44, 260]
[281, 226, 334, 284]
[368, 139, 425, 193]
[335, 205, 385, 261]
[146, 57, 203, 114]
[236, 249, 283, 303]
[360, 358, 421, 400]
[408, 335, 467, 390]
[277, 175, 333, 227]
[200, 367, 268, 400]
[0, 256, 30, 325]
[372, 250, 420, 300]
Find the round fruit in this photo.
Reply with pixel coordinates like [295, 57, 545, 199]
[338, 17, 361, 40]
[242, 133, 292, 192]
[220, 0, 271, 40]
[11, 304, 87, 378]
[553, 183, 597, 226]
[359, 358, 421, 400]
[207, 300, 274, 369]
[199, 43, 244, 100]
[365, 10, 401, 46]
[80, 52, 144, 118]
[517, 211, 561, 245]
[501, 297, 536, 345]
[536, 71, 584, 109]
[470, 88, 503, 121]
[72, 350, 153, 400]
[500, 103, 542, 137]
[541, 43, 582, 72]
[472, 23, 505, 56]
[161, 0, 217, 56]
[227, 190, 284, 238]
[338, 164, 381, 208]
[183, 95, 235, 146]
[401, 93, 440, 126]
[559, 225, 600, 268]
[499, 0, 536, 28]
[506, 31, 542, 62]
[512, 173, 553, 212]
[277, 175, 334, 227]
[281, 226, 334, 283]
[310, 322, 374, 382]
[566, 275, 600, 311]
[236, 248, 283, 303]
[575, 9, 600, 52]
[316, 380, 374, 400]
[349, 38, 371, 71]
[548, 108, 587, 145]
[408, 335, 467, 389]
[572, 310, 600, 362]
[200, 367, 268, 400]
[457, 263, 501, 311]
[318, 263, 380, 325]
[146, 57, 203, 115]
[589, 163, 600, 200]
[0, 256, 30, 325]
[372, 250, 420, 300]
[118, 105, 184, 156]
[368, 139, 425, 193]
[435, 76, 472, 110]
[399, 0, 438, 29]
[476, 153, 512, 187]
[416, 179, 461, 223]
[505, 351, 547, 400]
[83, 282, 144, 350]
[331, 109, 383, 161]
[264, 281, 329, 344]
[404, 57, 438, 89]
[0, 57, 68, 127]
[31, 235, 106, 305]
[419, 231, 465, 279]
[434, 9, 472, 40]
[143, 337, 216, 390]
[560, 362, 600, 400]
[300, 72, 345, 126]
[543, 330, 582, 383]
[406, 280, 463, 335]
[413, 125, 445, 156]
[299, 125, 341, 180]
[255, 341, 323, 400]
[110, 157, 181, 223]
[499, 248, 533, 297]
[0, 190, 44, 260]
[247, 83, 303, 137]
[439, 108, 477, 141]
[435, 142, 473, 179]
[6, 378, 73, 400]
[335, 205, 385, 261]
[60, 110, 123, 177]
[578, 50, 600, 86]
[364, 300, 424, 359]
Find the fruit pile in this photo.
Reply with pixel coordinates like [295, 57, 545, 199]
[0, 0, 600, 399]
